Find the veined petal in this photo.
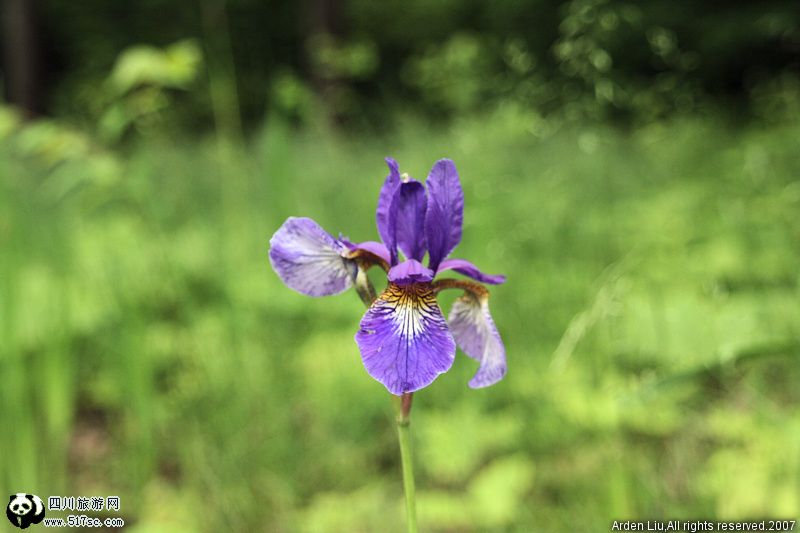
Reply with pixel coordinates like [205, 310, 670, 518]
[448, 291, 507, 388]
[376, 157, 401, 263]
[425, 159, 464, 271]
[394, 180, 427, 261]
[268, 217, 357, 297]
[356, 283, 455, 395]
[437, 258, 506, 285]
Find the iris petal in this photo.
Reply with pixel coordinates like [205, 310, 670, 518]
[393, 180, 428, 261]
[437, 258, 506, 285]
[268, 217, 357, 297]
[376, 157, 401, 264]
[425, 159, 464, 271]
[342, 240, 391, 266]
[388, 259, 434, 285]
[356, 283, 455, 394]
[448, 291, 507, 388]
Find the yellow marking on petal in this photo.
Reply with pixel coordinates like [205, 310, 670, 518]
[380, 283, 440, 339]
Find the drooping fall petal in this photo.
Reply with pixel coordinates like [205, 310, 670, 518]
[269, 217, 357, 296]
[448, 290, 507, 388]
[356, 283, 455, 394]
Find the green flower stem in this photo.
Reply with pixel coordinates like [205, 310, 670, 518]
[397, 393, 418, 533]
[354, 264, 418, 532]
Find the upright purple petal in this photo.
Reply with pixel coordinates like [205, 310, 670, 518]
[437, 258, 506, 285]
[376, 157, 401, 263]
[448, 292, 507, 388]
[425, 159, 464, 271]
[268, 217, 357, 297]
[356, 283, 455, 394]
[394, 180, 428, 261]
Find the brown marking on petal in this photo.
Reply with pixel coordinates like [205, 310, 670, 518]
[432, 278, 489, 301]
[380, 282, 441, 339]
[345, 249, 390, 272]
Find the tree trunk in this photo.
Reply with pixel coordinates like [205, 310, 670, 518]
[1, 0, 42, 118]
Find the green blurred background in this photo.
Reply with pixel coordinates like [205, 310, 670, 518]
[1, 0, 799, 531]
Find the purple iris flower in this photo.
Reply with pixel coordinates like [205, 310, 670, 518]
[269, 158, 507, 395]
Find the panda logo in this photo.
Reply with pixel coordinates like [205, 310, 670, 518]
[6, 494, 45, 529]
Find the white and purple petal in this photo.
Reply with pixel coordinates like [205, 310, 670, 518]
[393, 180, 428, 261]
[425, 159, 464, 271]
[356, 283, 455, 395]
[437, 258, 506, 285]
[376, 157, 401, 263]
[268, 217, 357, 297]
[448, 292, 507, 388]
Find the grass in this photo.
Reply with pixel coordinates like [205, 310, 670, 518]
[1, 107, 799, 532]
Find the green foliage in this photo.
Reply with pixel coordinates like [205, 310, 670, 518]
[552, 0, 700, 120]
[37, 0, 800, 129]
[109, 40, 202, 94]
[308, 34, 379, 82]
[405, 34, 495, 114]
[1, 108, 799, 531]
[99, 40, 203, 142]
